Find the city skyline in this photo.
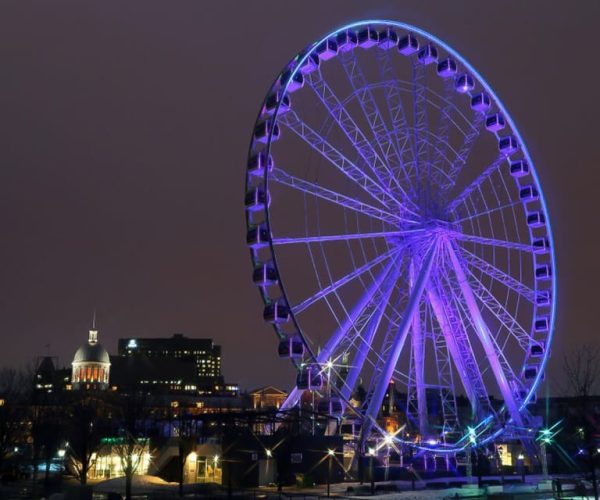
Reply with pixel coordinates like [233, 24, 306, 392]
[1, 1, 599, 393]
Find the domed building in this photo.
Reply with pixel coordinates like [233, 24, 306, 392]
[71, 327, 111, 390]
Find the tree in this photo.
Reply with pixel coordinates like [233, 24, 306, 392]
[0, 367, 31, 479]
[65, 397, 110, 485]
[563, 344, 600, 402]
[172, 409, 197, 497]
[563, 344, 600, 499]
[113, 391, 148, 500]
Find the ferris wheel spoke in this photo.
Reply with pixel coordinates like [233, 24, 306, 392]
[306, 69, 419, 216]
[452, 199, 521, 224]
[360, 243, 437, 446]
[277, 110, 412, 214]
[446, 154, 505, 214]
[443, 113, 485, 190]
[291, 246, 402, 315]
[464, 269, 532, 351]
[337, 263, 404, 403]
[411, 58, 430, 204]
[430, 78, 459, 193]
[271, 228, 423, 246]
[452, 286, 527, 402]
[427, 279, 494, 421]
[376, 51, 418, 198]
[278, 256, 401, 413]
[445, 240, 525, 427]
[457, 246, 536, 303]
[270, 168, 405, 225]
[451, 232, 533, 253]
[338, 50, 416, 208]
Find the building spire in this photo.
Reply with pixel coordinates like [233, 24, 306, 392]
[89, 309, 98, 345]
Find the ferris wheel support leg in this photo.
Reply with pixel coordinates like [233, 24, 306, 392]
[360, 243, 437, 446]
[409, 260, 429, 440]
[445, 240, 524, 429]
[278, 258, 399, 413]
[340, 263, 403, 403]
[426, 285, 476, 419]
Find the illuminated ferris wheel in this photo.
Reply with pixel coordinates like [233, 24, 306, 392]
[244, 20, 556, 453]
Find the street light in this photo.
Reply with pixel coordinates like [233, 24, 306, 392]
[327, 449, 335, 497]
[266, 449, 273, 458]
[368, 447, 376, 495]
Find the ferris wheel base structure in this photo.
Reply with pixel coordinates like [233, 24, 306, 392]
[244, 20, 556, 457]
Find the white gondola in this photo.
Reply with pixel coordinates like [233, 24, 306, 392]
[316, 39, 338, 61]
[471, 92, 491, 112]
[357, 26, 379, 48]
[437, 58, 458, 78]
[519, 185, 539, 202]
[336, 30, 358, 52]
[253, 263, 278, 286]
[245, 187, 269, 212]
[263, 299, 290, 324]
[485, 113, 505, 132]
[278, 334, 304, 358]
[536, 290, 551, 306]
[533, 238, 550, 254]
[264, 92, 291, 116]
[455, 73, 474, 93]
[378, 27, 398, 50]
[296, 366, 323, 390]
[535, 264, 552, 280]
[530, 342, 545, 358]
[498, 135, 519, 155]
[247, 152, 273, 177]
[254, 121, 280, 144]
[398, 33, 419, 55]
[246, 223, 270, 249]
[317, 397, 344, 417]
[509, 160, 529, 177]
[534, 316, 550, 332]
[300, 53, 320, 75]
[418, 44, 438, 65]
[527, 211, 545, 228]
[280, 70, 304, 93]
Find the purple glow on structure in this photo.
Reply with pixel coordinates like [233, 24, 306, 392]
[247, 19, 556, 453]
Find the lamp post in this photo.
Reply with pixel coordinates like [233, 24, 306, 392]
[517, 454, 525, 483]
[368, 447, 375, 495]
[327, 449, 335, 497]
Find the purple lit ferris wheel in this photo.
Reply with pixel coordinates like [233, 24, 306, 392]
[245, 20, 556, 452]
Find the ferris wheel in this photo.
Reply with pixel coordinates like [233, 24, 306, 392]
[244, 20, 556, 453]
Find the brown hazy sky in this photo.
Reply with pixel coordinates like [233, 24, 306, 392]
[0, 1, 598, 393]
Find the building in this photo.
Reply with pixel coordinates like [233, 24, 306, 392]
[118, 334, 224, 394]
[71, 327, 110, 390]
[34, 356, 70, 393]
[249, 386, 287, 410]
[109, 354, 198, 394]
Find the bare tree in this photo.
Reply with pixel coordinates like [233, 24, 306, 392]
[65, 397, 110, 486]
[563, 344, 600, 400]
[0, 367, 31, 478]
[114, 391, 148, 500]
[563, 344, 600, 499]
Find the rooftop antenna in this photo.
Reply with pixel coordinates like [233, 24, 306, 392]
[92, 308, 97, 330]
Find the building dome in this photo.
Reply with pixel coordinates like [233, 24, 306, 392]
[73, 342, 110, 364]
[71, 328, 111, 390]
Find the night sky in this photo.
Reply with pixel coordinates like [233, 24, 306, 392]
[1, 1, 598, 393]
